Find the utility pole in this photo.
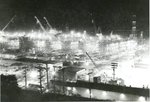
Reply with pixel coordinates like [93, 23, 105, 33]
[62, 68, 65, 94]
[53, 66, 56, 94]
[111, 62, 118, 80]
[36, 65, 44, 93]
[88, 72, 92, 99]
[89, 74, 91, 99]
[23, 66, 28, 89]
[131, 15, 137, 38]
[89, 13, 97, 34]
[46, 64, 49, 89]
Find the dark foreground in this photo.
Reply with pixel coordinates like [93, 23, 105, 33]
[1, 75, 113, 102]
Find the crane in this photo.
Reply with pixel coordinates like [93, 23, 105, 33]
[85, 51, 109, 75]
[43, 16, 62, 36]
[34, 16, 46, 32]
[35, 16, 62, 37]
[85, 52, 97, 68]
[2, 15, 16, 31]
[43, 17, 52, 29]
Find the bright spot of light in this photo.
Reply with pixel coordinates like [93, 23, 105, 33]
[0, 37, 7, 42]
[73, 87, 76, 92]
[77, 32, 81, 37]
[70, 30, 75, 35]
[45, 89, 49, 93]
[138, 96, 145, 102]
[90, 93, 93, 97]
[85, 75, 90, 81]
[102, 91, 107, 96]
[67, 87, 71, 90]
[52, 71, 56, 75]
[89, 37, 92, 40]
[29, 71, 38, 79]
[72, 87, 77, 94]
[86, 89, 90, 94]
[84, 61, 90, 66]
[48, 64, 53, 69]
[120, 93, 125, 99]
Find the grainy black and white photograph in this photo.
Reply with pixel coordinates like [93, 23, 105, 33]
[0, 0, 149, 101]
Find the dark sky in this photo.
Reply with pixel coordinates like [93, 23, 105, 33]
[0, 0, 149, 34]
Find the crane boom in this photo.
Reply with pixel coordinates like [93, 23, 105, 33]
[86, 52, 97, 67]
[43, 17, 52, 29]
[35, 16, 62, 38]
[2, 15, 16, 31]
[34, 16, 46, 32]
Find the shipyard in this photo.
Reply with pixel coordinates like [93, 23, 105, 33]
[0, 0, 149, 101]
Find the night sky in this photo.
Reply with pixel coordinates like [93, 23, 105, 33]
[0, 0, 149, 34]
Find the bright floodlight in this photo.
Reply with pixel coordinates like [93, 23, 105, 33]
[67, 87, 71, 90]
[102, 91, 107, 96]
[72, 87, 77, 94]
[73, 87, 76, 92]
[120, 93, 125, 99]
